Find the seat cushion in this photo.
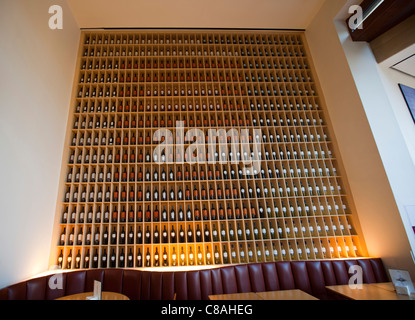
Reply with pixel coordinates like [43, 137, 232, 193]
[122, 269, 141, 300]
[291, 261, 312, 294]
[276, 262, 296, 290]
[220, 266, 238, 294]
[248, 263, 266, 292]
[262, 262, 280, 291]
[26, 277, 47, 300]
[234, 264, 252, 293]
[103, 269, 123, 293]
[65, 271, 86, 295]
[174, 271, 188, 300]
[199, 269, 213, 300]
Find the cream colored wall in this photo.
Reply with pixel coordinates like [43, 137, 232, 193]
[0, 0, 80, 289]
[66, 0, 325, 30]
[306, 0, 415, 278]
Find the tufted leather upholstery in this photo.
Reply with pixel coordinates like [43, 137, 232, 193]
[0, 258, 389, 300]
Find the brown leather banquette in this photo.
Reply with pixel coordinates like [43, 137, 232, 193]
[0, 258, 389, 300]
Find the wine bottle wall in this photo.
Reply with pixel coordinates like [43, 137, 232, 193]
[53, 31, 365, 270]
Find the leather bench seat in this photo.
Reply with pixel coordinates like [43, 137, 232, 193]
[0, 258, 389, 300]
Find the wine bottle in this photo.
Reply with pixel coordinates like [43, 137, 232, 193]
[247, 244, 254, 262]
[136, 248, 142, 267]
[145, 226, 151, 244]
[222, 245, 229, 264]
[161, 206, 168, 222]
[127, 248, 134, 267]
[244, 222, 251, 240]
[162, 247, 169, 266]
[85, 226, 91, 245]
[228, 223, 235, 241]
[256, 243, 262, 262]
[170, 225, 177, 243]
[101, 249, 108, 268]
[60, 227, 66, 246]
[84, 249, 90, 268]
[57, 250, 63, 269]
[205, 246, 212, 265]
[119, 226, 126, 244]
[136, 225, 142, 244]
[126, 226, 134, 245]
[67, 249, 72, 269]
[270, 243, 278, 261]
[193, 246, 202, 265]
[161, 225, 168, 244]
[170, 206, 176, 221]
[188, 247, 194, 266]
[145, 248, 151, 267]
[119, 248, 125, 268]
[261, 222, 268, 239]
[154, 225, 160, 244]
[214, 245, 221, 264]
[179, 225, 185, 243]
[154, 248, 160, 267]
[180, 247, 186, 266]
[111, 226, 117, 245]
[253, 222, 259, 240]
[230, 244, 237, 263]
[90, 249, 99, 268]
[187, 225, 194, 243]
[195, 224, 202, 242]
[203, 224, 211, 242]
[171, 247, 177, 266]
[68, 227, 74, 246]
[110, 248, 116, 268]
[220, 223, 227, 241]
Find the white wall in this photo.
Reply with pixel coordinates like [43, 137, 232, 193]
[0, 0, 79, 289]
[378, 57, 415, 170]
[306, 0, 415, 278]
[377, 50, 415, 258]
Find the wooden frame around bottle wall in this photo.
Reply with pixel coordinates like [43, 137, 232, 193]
[49, 29, 369, 271]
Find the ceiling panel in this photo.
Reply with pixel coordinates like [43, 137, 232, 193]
[67, 0, 326, 29]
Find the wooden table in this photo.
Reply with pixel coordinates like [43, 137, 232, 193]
[326, 282, 415, 300]
[370, 281, 415, 293]
[209, 292, 264, 300]
[209, 290, 318, 300]
[256, 290, 318, 300]
[56, 291, 130, 300]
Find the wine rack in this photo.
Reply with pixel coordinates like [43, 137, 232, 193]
[51, 30, 366, 270]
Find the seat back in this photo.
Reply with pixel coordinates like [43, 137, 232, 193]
[0, 258, 389, 300]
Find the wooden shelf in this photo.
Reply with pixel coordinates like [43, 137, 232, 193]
[51, 30, 366, 270]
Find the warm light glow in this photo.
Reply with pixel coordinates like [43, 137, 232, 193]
[133, 264, 222, 272]
[30, 267, 77, 279]
[31, 257, 377, 280]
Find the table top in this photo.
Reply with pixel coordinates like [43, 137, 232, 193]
[326, 282, 415, 301]
[56, 291, 130, 300]
[209, 290, 318, 300]
[209, 292, 264, 300]
[256, 290, 319, 300]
